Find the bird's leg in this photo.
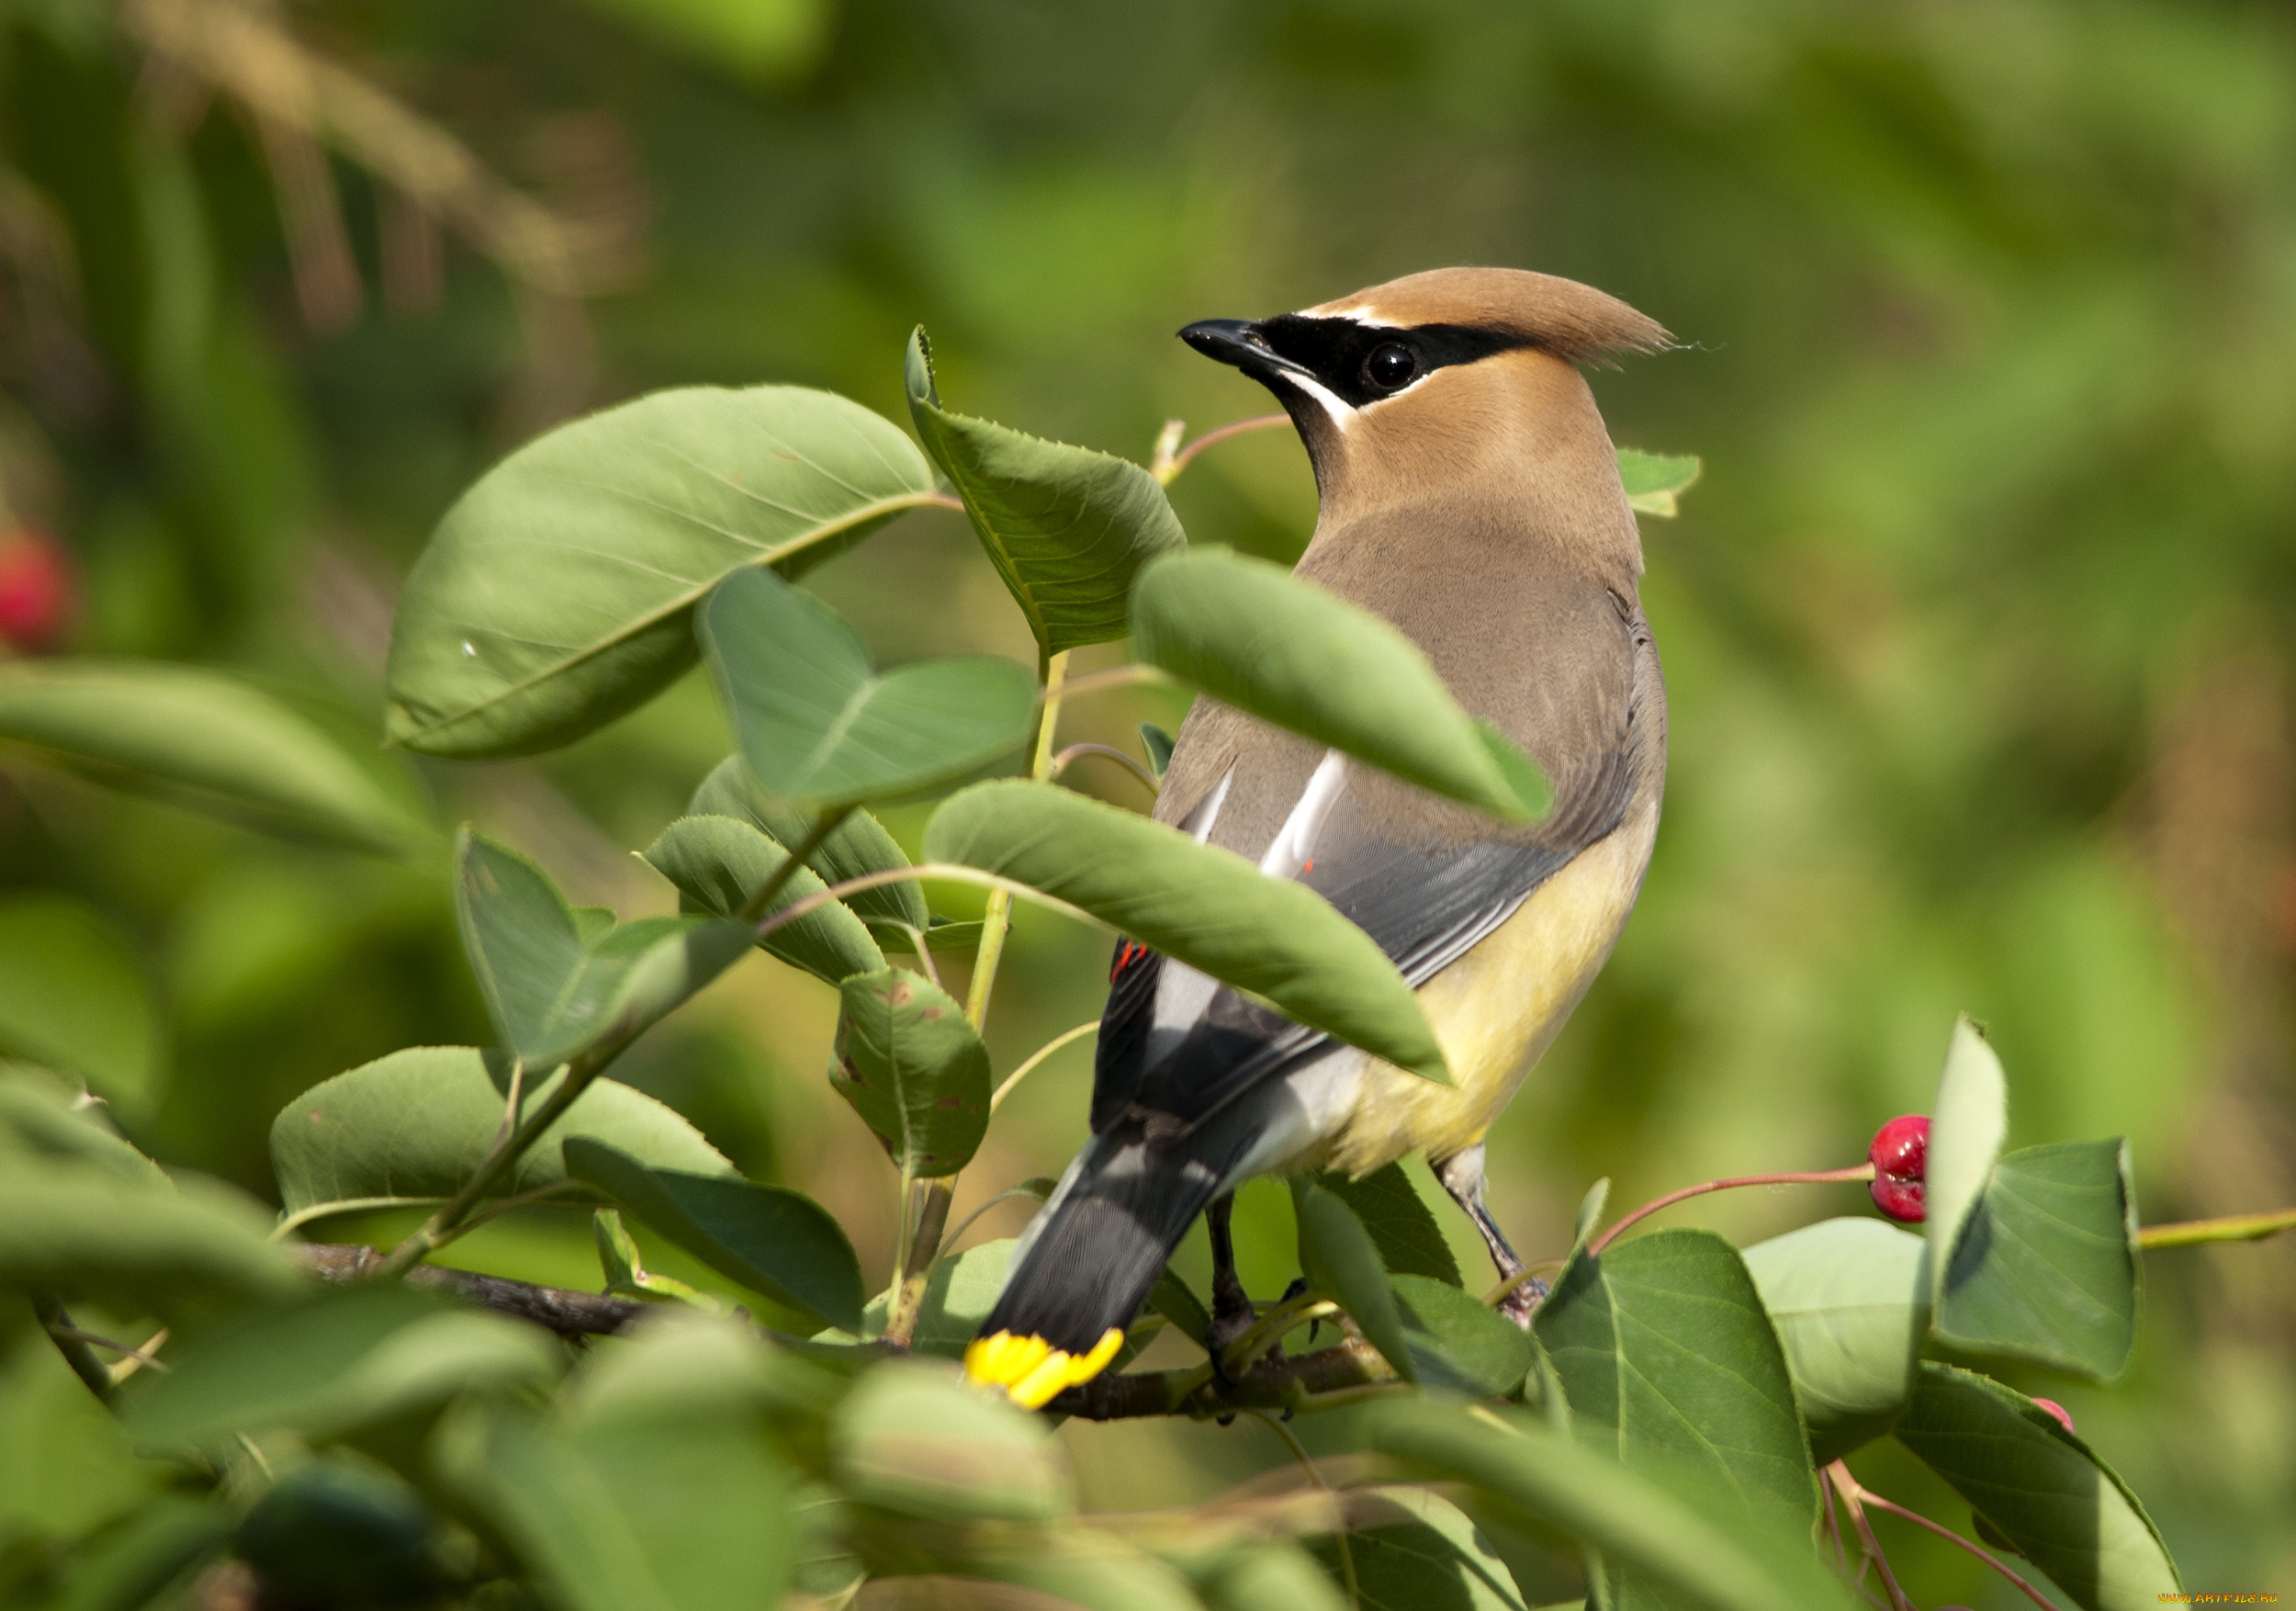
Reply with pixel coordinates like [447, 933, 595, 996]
[1203, 1191, 1256, 1360]
[1435, 1144, 1545, 1328]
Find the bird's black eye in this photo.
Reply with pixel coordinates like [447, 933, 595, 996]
[1364, 343, 1418, 391]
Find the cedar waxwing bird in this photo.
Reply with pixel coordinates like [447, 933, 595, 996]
[966, 267, 1671, 1409]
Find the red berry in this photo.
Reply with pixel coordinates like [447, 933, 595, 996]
[2031, 1397, 2075, 1435]
[0, 527, 75, 652]
[1867, 1113, 1930, 1223]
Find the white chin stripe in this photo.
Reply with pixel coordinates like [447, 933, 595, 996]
[1274, 369, 1356, 431]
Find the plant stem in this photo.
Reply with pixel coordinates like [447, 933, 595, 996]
[1825, 1462, 1913, 1611]
[1853, 1483, 2063, 1611]
[33, 1295, 116, 1403]
[1245, 1408, 1359, 1610]
[883, 1176, 953, 1348]
[991, 1020, 1100, 1112]
[1049, 742, 1160, 797]
[373, 1045, 613, 1279]
[1053, 663, 1177, 705]
[2136, 1206, 2296, 1247]
[1154, 413, 1289, 484]
[756, 864, 1101, 948]
[737, 805, 852, 923]
[1586, 1165, 1875, 1256]
[1222, 1290, 1341, 1377]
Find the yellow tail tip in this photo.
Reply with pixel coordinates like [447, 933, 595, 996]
[963, 1327, 1124, 1410]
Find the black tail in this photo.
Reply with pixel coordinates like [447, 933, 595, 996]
[965, 1115, 1259, 1406]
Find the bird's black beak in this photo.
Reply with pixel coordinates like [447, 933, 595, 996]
[1178, 319, 1313, 386]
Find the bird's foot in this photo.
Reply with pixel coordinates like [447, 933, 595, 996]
[1494, 1273, 1548, 1331]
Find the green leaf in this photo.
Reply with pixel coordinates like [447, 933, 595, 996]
[643, 814, 885, 984]
[1203, 1541, 1354, 1611]
[0, 660, 421, 851]
[831, 968, 992, 1177]
[1139, 722, 1175, 779]
[385, 384, 938, 758]
[1741, 1217, 1929, 1463]
[1615, 449, 1702, 518]
[1391, 1274, 1531, 1398]
[700, 568, 1037, 808]
[923, 780, 1446, 1082]
[1371, 1403, 1856, 1611]
[1147, 1264, 1211, 1348]
[830, 1356, 1072, 1523]
[1933, 1140, 2140, 1381]
[0, 896, 156, 1110]
[270, 1046, 735, 1232]
[562, 1139, 863, 1331]
[1533, 1231, 1818, 1543]
[0, 1065, 168, 1188]
[445, 1397, 793, 1611]
[1313, 1163, 1462, 1285]
[860, 1238, 1016, 1357]
[1893, 1363, 2180, 1611]
[1572, 1178, 1612, 1255]
[906, 326, 1187, 658]
[0, 1163, 303, 1324]
[1130, 549, 1548, 820]
[47, 1493, 231, 1611]
[123, 1285, 561, 1447]
[0, 1328, 163, 1542]
[691, 754, 929, 930]
[456, 828, 751, 1069]
[1927, 1014, 2007, 1313]
[1307, 1485, 1528, 1611]
[1293, 1179, 1415, 1382]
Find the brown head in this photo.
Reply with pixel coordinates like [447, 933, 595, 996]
[1180, 267, 1669, 573]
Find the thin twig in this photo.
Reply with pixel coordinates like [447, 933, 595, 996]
[1855, 1485, 2063, 1611]
[937, 1183, 1052, 1256]
[737, 806, 853, 924]
[1049, 743, 1161, 797]
[1160, 414, 1290, 483]
[32, 1296, 114, 1403]
[1587, 1166, 1874, 1256]
[1245, 1409, 1358, 1610]
[1826, 1462, 1913, 1611]
[1222, 1291, 1341, 1377]
[2136, 1206, 2296, 1247]
[52, 1324, 173, 1376]
[991, 1020, 1100, 1111]
[1054, 664, 1180, 705]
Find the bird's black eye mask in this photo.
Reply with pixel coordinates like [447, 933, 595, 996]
[1252, 315, 1532, 408]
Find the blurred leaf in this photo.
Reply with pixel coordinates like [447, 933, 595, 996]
[1893, 1364, 2180, 1611]
[0, 660, 421, 852]
[1306, 1485, 1526, 1611]
[893, 917, 987, 951]
[0, 1331, 159, 1542]
[831, 967, 991, 1177]
[48, 1493, 231, 1611]
[700, 568, 1036, 808]
[643, 813, 886, 984]
[1313, 1163, 1462, 1286]
[567, 0, 827, 79]
[563, 1139, 863, 1331]
[691, 754, 930, 930]
[0, 1162, 302, 1323]
[861, 1238, 1015, 1357]
[1391, 1274, 1530, 1398]
[924, 780, 1446, 1082]
[1741, 1217, 1928, 1463]
[234, 1459, 441, 1609]
[271, 1047, 734, 1232]
[1533, 1231, 1818, 1551]
[1202, 1540, 1353, 1611]
[123, 1285, 560, 1448]
[444, 1397, 793, 1611]
[906, 327, 1187, 658]
[1572, 1179, 1612, 1254]
[456, 828, 750, 1070]
[1927, 1014, 2007, 1313]
[1130, 549, 1548, 820]
[830, 1357, 1072, 1524]
[1139, 722, 1175, 778]
[1933, 1140, 2140, 1381]
[1615, 449, 1702, 517]
[386, 385, 937, 758]
[1293, 1178, 1415, 1382]
[0, 1065, 167, 1187]
[987, 1539, 1229, 1611]
[1371, 1403, 1855, 1611]
[0, 896, 155, 1109]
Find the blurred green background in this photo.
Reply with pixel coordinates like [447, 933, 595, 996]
[1, 0, 2290, 1600]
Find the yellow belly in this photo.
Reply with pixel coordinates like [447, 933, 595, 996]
[1313, 808, 1654, 1177]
